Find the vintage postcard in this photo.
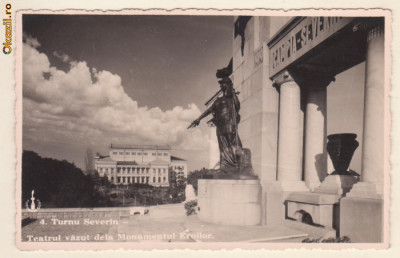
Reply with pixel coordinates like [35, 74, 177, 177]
[0, 0, 398, 255]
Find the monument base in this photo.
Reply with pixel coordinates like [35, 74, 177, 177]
[284, 175, 358, 230]
[286, 192, 340, 229]
[197, 179, 261, 226]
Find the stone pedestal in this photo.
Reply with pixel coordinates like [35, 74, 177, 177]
[284, 175, 357, 230]
[266, 181, 309, 225]
[340, 196, 383, 242]
[313, 175, 358, 195]
[197, 179, 261, 226]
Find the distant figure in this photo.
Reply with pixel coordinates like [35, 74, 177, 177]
[184, 184, 197, 202]
[188, 77, 243, 174]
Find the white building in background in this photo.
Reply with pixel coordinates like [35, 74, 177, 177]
[170, 156, 188, 179]
[94, 144, 187, 187]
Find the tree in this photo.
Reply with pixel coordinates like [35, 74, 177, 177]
[22, 150, 112, 208]
[187, 167, 211, 194]
[84, 148, 95, 175]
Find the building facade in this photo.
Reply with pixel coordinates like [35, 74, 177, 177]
[94, 144, 187, 187]
[199, 16, 387, 243]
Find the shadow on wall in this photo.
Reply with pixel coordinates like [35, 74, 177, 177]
[314, 153, 328, 182]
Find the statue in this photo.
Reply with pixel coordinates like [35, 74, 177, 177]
[30, 190, 36, 210]
[188, 77, 253, 177]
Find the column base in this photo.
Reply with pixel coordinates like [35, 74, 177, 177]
[346, 181, 382, 199]
[313, 174, 358, 195]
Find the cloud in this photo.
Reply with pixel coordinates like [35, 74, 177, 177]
[23, 33, 41, 48]
[53, 51, 72, 63]
[23, 40, 209, 155]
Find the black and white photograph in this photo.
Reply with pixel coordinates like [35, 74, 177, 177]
[8, 6, 393, 251]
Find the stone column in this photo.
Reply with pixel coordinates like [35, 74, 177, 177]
[304, 85, 328, 190]
[348, 22, 384, 199]
[266, 71, 308, 224]
[275, 71, 308, 190]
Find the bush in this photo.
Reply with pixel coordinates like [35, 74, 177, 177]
[302, 236, 351, 243]
[184, 200, 198, 216]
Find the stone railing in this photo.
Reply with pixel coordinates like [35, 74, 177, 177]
[22, 207, 131, 220]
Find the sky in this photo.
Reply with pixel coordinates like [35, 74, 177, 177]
[22, 15, 234, 171]
[22, 14, 366, 174]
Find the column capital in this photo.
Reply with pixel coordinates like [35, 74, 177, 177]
[289, 68, 335, 91]
[272, 70, 294, 88]
[366, 25, 384, 42]
[352, 17, 384, 38]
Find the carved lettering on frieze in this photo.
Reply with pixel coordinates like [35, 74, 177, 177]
[254, 45, 263, 68]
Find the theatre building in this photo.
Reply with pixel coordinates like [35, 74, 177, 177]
[198, 15, 389, 243]
[94, 144, 187, 187]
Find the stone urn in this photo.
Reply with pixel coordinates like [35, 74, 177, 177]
[326, 133, 359, 175]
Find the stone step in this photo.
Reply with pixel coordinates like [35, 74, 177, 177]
[283, 219, 337, 240]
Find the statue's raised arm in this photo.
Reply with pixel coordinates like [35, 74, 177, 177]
[187, 105, 213, 129]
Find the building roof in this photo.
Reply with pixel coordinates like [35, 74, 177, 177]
[171, 156, 186, 162]
[110, 144, 171, 150]
[149, 158, 170, 166]
[95, 156, 116, 163]
[117, 161, 139, 166]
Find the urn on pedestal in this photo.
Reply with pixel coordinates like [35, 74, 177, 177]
[326, 133, 359, 175]
[313, 133, 359, 195]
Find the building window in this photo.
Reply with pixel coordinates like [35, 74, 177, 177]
[111, 168, 114, 172]
[119, 152, 123, 155]
[144, 153, 148, 156]
[152, 153, 156, 156]
[132, 152, 136, 155]
[153, 177, 155, 183]
[163, 153, 168, 156]
[158, 177, 161, 183]
[113, 151, 117, 155]
[163, 177, 166, 182]
[157, 153, 162, 156]
[126, 152, 130, 155]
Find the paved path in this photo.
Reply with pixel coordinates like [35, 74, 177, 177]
[113, 204, 308, 242]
